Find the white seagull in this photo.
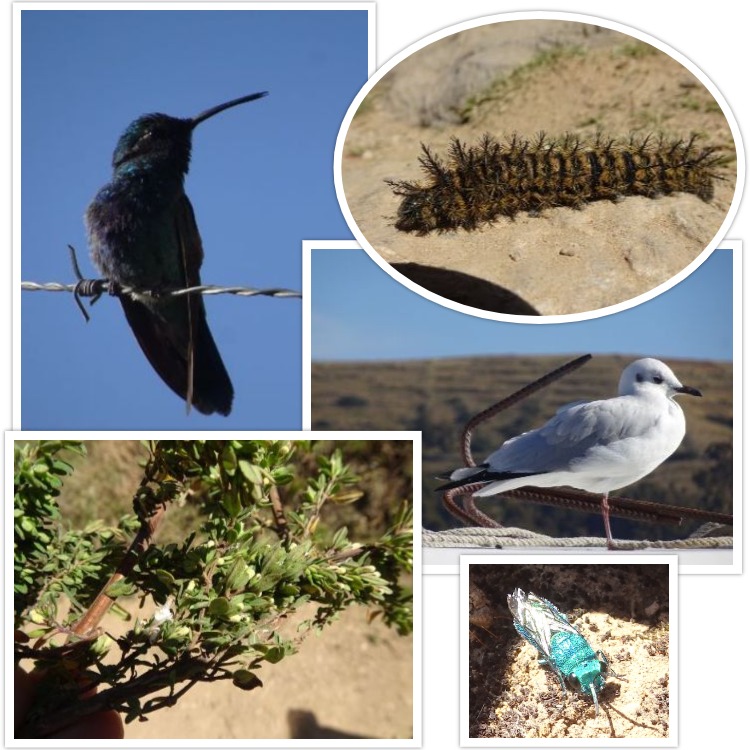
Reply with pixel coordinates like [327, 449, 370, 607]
[437, 358, 702, 547]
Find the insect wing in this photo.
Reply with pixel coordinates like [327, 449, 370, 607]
[507, 588, 581, 660]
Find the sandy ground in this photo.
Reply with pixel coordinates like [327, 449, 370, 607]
[116, 602, 414, 741]
[17, 601, 413, 741]
[468, 563, 670, 740]
[342, 20, 737, 316]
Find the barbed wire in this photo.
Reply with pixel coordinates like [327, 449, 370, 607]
[22, 244, 301, 321]
[21, 280, 302, 299]
[22, 278, 302, 323]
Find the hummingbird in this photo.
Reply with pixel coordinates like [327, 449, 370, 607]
[85, 91, 268, 416]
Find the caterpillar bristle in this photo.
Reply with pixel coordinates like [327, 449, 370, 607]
[387, 132, 724, 235]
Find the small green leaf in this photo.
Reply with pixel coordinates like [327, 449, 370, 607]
[232, 669, 263, 691]
[221, 445, 238, 475]
[225, 560, 252, 592]
[329, 490, 364, 505]
[105, 580, 137, 598]
[271, 467, 294, 485]
[222, 491, 242, 517]
[154, 570, 176, 587]
[264, 646, 287, 664]
[28, 609, 46, 625]
[238, 461, 263, 484]
[208, 597, 230, 616]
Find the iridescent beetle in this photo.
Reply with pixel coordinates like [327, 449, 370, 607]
[507, 588, 618, 716]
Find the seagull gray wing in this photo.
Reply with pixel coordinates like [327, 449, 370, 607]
[485, 396, 642, 474]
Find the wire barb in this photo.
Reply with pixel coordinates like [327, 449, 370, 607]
[68, 244, 100, 321]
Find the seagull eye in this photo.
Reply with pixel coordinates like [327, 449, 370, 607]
[636, 374, 644, 383]
[652, 375, 664, 384]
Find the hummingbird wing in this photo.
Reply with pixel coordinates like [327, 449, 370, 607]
[119, 193, 234, 415]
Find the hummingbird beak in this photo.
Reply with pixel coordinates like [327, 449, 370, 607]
[190, 91, 268, 129]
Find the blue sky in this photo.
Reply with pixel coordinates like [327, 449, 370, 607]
[21, 8, 368, 428]
[312, 248, 734, 362]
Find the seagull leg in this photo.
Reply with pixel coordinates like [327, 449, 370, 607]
[601, 492, 615, 549]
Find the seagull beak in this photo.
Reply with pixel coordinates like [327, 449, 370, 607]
[675, 384, 702, 397]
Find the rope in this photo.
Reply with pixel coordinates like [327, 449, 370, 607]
[422, 527, 733, 549]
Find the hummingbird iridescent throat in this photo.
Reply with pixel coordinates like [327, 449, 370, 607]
[85, 91, 268, 416]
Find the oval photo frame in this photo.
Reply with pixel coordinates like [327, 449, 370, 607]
[334, 11, 743, 324]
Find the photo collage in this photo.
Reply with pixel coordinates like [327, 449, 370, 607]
[8, 2, 743, 747]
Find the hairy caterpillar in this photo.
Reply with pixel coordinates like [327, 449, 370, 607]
[386, 133, 723, 235]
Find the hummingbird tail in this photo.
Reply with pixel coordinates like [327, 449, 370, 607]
[191, 313, 234, 416]
[120, 297, 233, 416]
